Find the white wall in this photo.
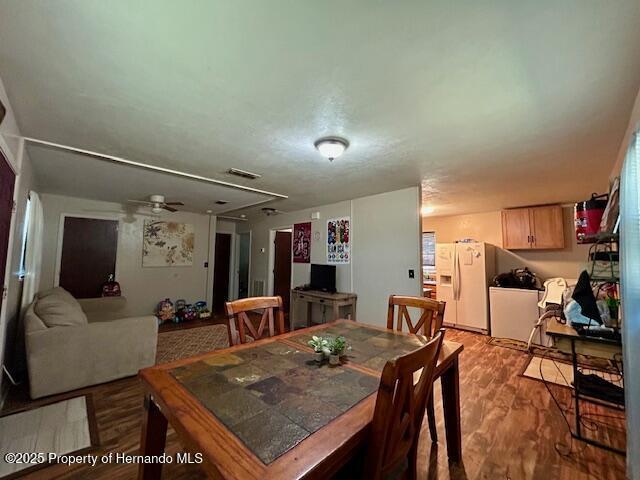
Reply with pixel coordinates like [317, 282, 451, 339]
[39, 194, 213, 316]
[239, 200, 352, 295]
[242, 187, 422, 328]
[352, 187, 422, 327]
[0, 75, 35, 393]
[423, 206, 591, 281]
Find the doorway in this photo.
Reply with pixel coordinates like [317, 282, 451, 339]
[212, 232, 232, 313]
[237, 232, 251, 299]
[272, 229, 292, 318]
[57, 216, 118, 298]
[0, 149, 15, 314]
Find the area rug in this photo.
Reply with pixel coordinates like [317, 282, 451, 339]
[521, 355, 624, 390]
[488, 336, 571, 360]
[156, 324, 230, 364]
[0, 395, 99, 479]
[487, 336, 612, 370]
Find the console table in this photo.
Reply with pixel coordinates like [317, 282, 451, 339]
[290, 289, 357, 329]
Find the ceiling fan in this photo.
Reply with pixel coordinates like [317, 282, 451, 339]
[127, 194, 184, 213]
[261, 207, 285, 216]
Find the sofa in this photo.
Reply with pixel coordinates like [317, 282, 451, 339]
[24, 287, 158, 399]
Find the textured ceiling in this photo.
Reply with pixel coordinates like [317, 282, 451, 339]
[1, 1, 639, 218]
[26, 144, 273, 215]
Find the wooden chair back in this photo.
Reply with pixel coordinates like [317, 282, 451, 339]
[364, 329, 445, 480]
[224, 296, 286, 345]
[387, 295, 445, 338]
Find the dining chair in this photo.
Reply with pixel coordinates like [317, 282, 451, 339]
[364, 329, 445, 480]
[387, 295, 445, 338]
[224, 296, 286, 345]
[387, 295, 446, 443]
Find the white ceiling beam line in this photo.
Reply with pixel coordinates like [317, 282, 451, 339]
[14, 135, 289, 199]
[216, 197, 279, 215]
[216, 215, 249, 222]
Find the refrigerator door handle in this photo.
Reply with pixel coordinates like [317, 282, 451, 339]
[453, 247, 460, 300]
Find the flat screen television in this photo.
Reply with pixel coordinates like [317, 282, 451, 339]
[310, 264, 336, 293]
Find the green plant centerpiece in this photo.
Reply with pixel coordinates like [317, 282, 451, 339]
[327, 335, 350, 366]
[308, 336, 329, 362]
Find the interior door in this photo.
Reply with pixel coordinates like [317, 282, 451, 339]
[237, 232, 251, 299]
[0, 150, 16, 313]
[273, 230, 292, 315]
[213, 233, 232, 313]
[59, 217, 118, 298]
[501, 208, 532, 249]
[530, 205, 564, 249]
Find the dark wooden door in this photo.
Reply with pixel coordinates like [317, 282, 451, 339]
[213, 233, 232, 313]
[273, 231, 292, 315]
[59, 217, 118, 298]
[0, 150, 15, 314]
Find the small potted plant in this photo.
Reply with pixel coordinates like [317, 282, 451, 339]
[308, 336, 329, 362]
[328, 336, 349, 366]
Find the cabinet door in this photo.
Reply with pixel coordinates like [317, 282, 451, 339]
[501, 209, 532, 249]
[531, 205, 564, 249]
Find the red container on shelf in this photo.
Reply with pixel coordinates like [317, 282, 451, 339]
[575, 193, 608, 243]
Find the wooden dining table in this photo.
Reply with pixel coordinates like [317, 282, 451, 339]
[138, 320, 464, 480]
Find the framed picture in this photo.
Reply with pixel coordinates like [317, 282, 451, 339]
[293, 222, 311, 263]
[143, 220, 194, 267]
[600, 177, 620, 234]
[0, 98, 5, 126]
[327, 216, 350, 264]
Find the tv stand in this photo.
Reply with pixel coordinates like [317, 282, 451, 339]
[291, 289, 357, 330]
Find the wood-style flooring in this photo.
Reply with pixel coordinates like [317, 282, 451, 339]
[1, 328, 626, 480]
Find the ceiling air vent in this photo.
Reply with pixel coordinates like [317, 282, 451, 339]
[227, 168, 261, 180]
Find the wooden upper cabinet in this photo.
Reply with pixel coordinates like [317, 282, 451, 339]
[502, 205, 564, 250]
[501, 209, 532, 249]
[530, 205, 564, 249]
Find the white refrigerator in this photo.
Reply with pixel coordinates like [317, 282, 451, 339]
[436, 242, 495, 334]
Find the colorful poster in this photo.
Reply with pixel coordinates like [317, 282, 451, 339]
[293, 222, 311, 263]
[327, 217, 350, 264]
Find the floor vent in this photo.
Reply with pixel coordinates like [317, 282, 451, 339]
[252, 280, 265, 297]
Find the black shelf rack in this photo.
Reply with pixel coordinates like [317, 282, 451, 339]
[568, 336, 625, 454]
[552, 232, 624, 453]
[587, 233, 620, 283]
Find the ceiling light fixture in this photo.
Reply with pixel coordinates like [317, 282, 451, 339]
[421, 205, 435, 216]
[314, 137, 349, 161]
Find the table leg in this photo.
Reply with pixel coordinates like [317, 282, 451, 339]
[333, 303, 340, 321]
[351, 301, 356, 321]
[138, 395, 168, 480]
[441, 358, 462, 462]
[307, 301, 312, 328]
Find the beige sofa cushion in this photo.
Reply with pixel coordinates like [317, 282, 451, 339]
[34, 290, 88, 328]
[36, 286, 81, 308]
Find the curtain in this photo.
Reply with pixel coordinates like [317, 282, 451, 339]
[620, 131, 639, 476]
[20, 190, 43, 311]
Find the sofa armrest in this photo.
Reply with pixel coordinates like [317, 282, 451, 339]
[78, 296, 128, 322]
[26, 315, 158, 398]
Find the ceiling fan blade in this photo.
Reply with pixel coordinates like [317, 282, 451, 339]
[127, 199, 153, 205]
[162, 205, 178, 212]
[164, 201, 184, 206]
